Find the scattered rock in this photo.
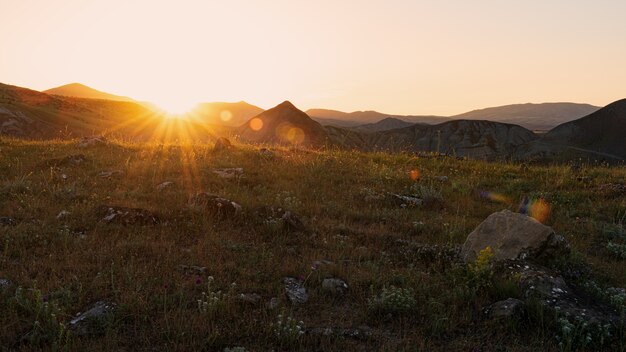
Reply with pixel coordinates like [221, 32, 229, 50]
[238, 293, 262, 305]
[78, 136, 107, 148]
[97, 205, 159, 225]
[483, 298, 525, 320]
[387, 193, 423, 208]
[498, 261, 621, 329]
[178, 265, 207, 275]
[99, 170, 124, 178]
[69, 301, 115, 336]
[213, 168, 244, 179]
[189, 193, 242, 217]
[254, 206, 307, 232]
[461, 209, 569, 263]
[322, 278, 349, 295]
[156, 181, 174, 191]
[283, 277, 308, 305]
[214, 137, 232, 151]
[56, 210, 71, 220]
[0, 217, 16, 226]
[43, 154, 87, 167]
[435, 176, 449, 182]
[0, 278, 12, 291]
[266, 297, 280, 310]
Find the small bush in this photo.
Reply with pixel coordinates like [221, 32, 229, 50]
[368, 286, 416, 316]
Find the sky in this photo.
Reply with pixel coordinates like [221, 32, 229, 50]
[1, 0, 625, 115]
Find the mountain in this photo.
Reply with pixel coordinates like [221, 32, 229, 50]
[517, 99, 626, 162]
[0, 82, 227, 141]
[239, 101, 328, 146]
[328, 120, 537, 160]
[44, 83, 135, 102]
[451, 103, 600, 131]
[306, 108, 450, 126]
[351, 117, 415, 133]
[192, 101, 264, 126]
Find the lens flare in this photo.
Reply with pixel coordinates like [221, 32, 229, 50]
[220, 110, 232, 122]
[529, 198, 551, 223]
[410, 169, 421, 181]
[250, 118, 263, 131]
[479, 191, 511, 204]
[286, 127, 305, 144]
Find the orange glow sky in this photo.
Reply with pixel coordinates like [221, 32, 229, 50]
[1, 0, 625, 115]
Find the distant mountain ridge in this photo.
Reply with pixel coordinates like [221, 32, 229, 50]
[307, 108, 450, 127]
[192, 101, 264, 126]
[451, 102, 600, 131]
[44, 83, 135, 102]
[309, 103, 599, 132]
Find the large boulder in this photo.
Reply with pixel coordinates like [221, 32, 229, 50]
[461, 210, 568, 263]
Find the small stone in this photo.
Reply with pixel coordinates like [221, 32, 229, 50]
[483, 298, 525, 319]
[283, 277, 308, 305]
[266, 297, 280, 310]
[0, 279, 12, 291]
[99, 170, 124, 178]
[97, 205, 159, 225]
[238, 293, 262, 305]
[0, 217, 16, 226]
[56, 210, 71, 220]
[213, 168, 244, 179]
[78, 136, 107, 148]
[322, 278, 349, 295]
[178, 265, 207, 275]
[388, 193, 423, 207]
[435, 176, 449, 182]
[69, 301, 115, 336]
[156, 181, 174, 191]
[189, 193, 242, 217]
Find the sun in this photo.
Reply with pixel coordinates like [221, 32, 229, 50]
[156, 99, 199, 117]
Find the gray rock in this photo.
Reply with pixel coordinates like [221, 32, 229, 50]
[56, 210, 71, 220]
[461, 209, 568, 263]
[156, 181, 174, 191]
[435, 176, 449, 182]
[178, 265, 207, 275]
[0, 278, 12, 291]
[483, 298, 525, 319]
[237, 293, 262, 305]
[0, 217, 16, 226]
[266, 297, 280, 310]
[78, 136, 107, 148]
[388, 193, 423, 208]
[69, 301, 115, 336]
[254, 206, 306, 232]
[499, 261, 622, 330]
[43, 154, 87, 167]
[97, 205, 159, 225]
[98, 170, 124, 178]
[283, 277, 308, 305]
[213, 168, 244, 179]
[322, 278, 349, 295]
[189, 193, 242, 217]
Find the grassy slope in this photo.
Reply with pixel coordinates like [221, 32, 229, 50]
[0, 137, 625, 351]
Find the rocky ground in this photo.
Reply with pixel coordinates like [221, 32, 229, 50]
[0, 136, 625, 351]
